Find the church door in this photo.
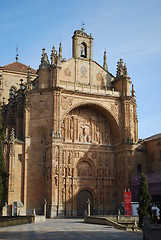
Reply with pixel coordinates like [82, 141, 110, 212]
[77, 190, 93, 216]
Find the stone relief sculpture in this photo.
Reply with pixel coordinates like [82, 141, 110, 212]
[77, 161, 92, 177]
[61, 97, 73, 110]
[64, 68, 71, 76]
[62, 106, 112, 145]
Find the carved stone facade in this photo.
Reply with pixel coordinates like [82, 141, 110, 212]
[2, 28, 141, 217]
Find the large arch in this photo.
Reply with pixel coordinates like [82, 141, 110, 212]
[61, 102, 121, 145]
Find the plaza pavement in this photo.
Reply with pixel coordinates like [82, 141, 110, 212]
[0, 218, 143, 240]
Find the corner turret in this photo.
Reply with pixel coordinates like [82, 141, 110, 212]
[38, 48, 50, 88]
[113, 59, 131, 96]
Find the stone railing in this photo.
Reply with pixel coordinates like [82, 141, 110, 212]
[59, 81, 120, 97]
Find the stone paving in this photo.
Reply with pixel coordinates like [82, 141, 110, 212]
[0, 218, 143, 240]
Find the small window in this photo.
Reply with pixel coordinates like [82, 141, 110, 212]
[80, 42, 87, 58]
[137, 164, 142, 173]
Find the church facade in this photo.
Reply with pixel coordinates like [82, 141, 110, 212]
[2, 28, 139, 217]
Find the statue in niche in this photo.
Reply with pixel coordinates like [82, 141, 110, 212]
[79, 124, 90, 142]
[79, 134, 82, 142]
[81, 125, 87, 142]
[95, 128, 100, 144]
[70, 118, 74, 140]
[55, 176, 58, 186]
[86, 135, 91, 143]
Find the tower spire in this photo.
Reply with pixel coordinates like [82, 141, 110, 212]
[103, 50, 108, 71]
[81, 20, 85, 31]
[59, 42, 62, 61]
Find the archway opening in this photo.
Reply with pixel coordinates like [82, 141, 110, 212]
[77, 189, 93, 216]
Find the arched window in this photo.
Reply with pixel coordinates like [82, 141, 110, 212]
[80, 42, 87, 58]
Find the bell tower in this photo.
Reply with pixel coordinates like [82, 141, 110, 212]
[72, 26, 93, 61]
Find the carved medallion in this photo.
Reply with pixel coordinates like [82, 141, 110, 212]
[64, 68, 71, 76]
[97, 73, 103, 81]
[81, 66, 87, 77]
[61, 97, 73, 110]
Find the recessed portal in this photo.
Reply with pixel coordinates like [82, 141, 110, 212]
[77, 190, 93, 216]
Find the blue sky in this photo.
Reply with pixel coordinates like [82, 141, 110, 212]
[1, 0, 161, 139]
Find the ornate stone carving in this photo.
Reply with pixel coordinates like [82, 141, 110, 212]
[77, 161, 92, 177]
[64, 68, 71, 76]
[62, 106, 112, 145]
[61, 97, 73, 110]
[98, 166, 104, 178]
[74, 151, 79, 158]
[97, 73, 103, 81]
[91, 152, 97, 160]
[81, 66, 87, 78]
[111, 104, 118, 117]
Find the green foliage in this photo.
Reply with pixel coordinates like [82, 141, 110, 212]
[0, 110, 8, 214]
[137, 172, 151, 228]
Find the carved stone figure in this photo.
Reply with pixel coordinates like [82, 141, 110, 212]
[77, 161, 92, 177]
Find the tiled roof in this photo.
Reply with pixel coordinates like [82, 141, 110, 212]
[144, 133, 161, 142]
[3, 61, 37, 74]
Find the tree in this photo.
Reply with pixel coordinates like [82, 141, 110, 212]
[137, 172, 151, 228]
[0, 110, 8, 214]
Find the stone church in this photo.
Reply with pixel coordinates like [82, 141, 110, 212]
[1, 27, 140, 217]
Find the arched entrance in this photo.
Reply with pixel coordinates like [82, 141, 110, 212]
[77, 190, 93, 216]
